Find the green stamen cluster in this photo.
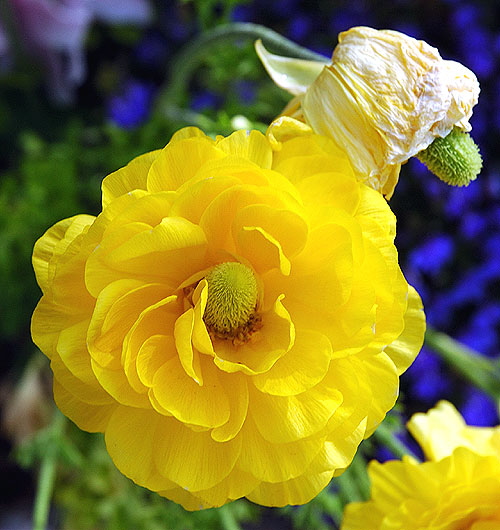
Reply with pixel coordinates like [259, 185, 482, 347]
[204, 262, 259, 336]
[416, 128, 482, 187]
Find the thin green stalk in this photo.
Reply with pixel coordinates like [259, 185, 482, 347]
[218, 504, 241, 530]
[316, 487, 344, 524]
[33, 410, 66, 530]
[156, 22, 326, 117]
[425, 327, 500, 399]
[373, 421, 419, 461]
[349, 452, 371, 501]
[336, 457, 366, 504]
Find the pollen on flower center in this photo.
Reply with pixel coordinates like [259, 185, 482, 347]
[203, 261, 260, 340]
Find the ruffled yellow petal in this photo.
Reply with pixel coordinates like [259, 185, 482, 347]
[247, 469, 332, 507]
[251, 329, 332, 396]
[53, 378, 115, 433]
[174, 307, 204, 384]
[147, 135, 224, 193]
[216, 129, 273, 169]
[356, 353, 400, 437]
[85, 217, 208, 296]
[56, 319, 99, 385]
[50, 354, 113, 406]
[266, 116, 313, 150]
[199, 183, 299, 256]
[238, 226, 291, 275]
[101, 150, 160, 207]
[249, 382, 342, 443]
[32, 214, 94, 292]
[212, 294, 294, 375]
[211, 372, 248, 442]
[233, 203, 308, 264]
[135, 334, 172, 387]
[87, 280, 172, 369]
[123, 296, 179, 393]
[407, 400, 500, 462]
[150, 356, 230, 429]
[91, 360, 149, 408]
[238, 417, 322, 483]
[154, 416, 242, 491]
[158, 466, 259, 511]
[104, 406, 179, 491]
[384, 285, 425, 374]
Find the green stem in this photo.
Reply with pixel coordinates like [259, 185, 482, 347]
[316, 487, 344, 524]
[425, 327, 500, 399]
[372, 421, 419, 461]
[336, 455, 368, 504]
[218, 504, 241, 530]
[349, 452, 371, 501]
[33, 410, 66, 530]
[156, 22, 326, 118]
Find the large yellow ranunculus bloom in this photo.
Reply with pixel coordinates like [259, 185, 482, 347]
[32, 125, 425, 510]
[256, 26, 479, 198]
[341, 401, 500, 529]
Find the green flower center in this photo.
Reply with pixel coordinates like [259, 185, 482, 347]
[204, 262, 259, 339]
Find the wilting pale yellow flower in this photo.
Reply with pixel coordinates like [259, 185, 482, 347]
[256, 26, 480, 197]
[32, 125, 425, 510]
[341, 401, 500, 529]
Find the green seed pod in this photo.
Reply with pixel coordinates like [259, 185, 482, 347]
[416, 128, 482, 187]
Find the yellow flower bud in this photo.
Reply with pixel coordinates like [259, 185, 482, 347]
[256, 26, 480, 198]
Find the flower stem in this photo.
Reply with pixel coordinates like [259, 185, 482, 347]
[156, 22, 326, 117]
[373, 421, 419, 461]
[32, 409, 66, 530]
[218, 504, 241, 530]
[424, 327, 500, 399]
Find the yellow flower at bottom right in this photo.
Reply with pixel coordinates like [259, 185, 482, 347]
[341, 401, 500, 530]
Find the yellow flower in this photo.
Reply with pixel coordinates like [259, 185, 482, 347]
[32, 126, 425, 510]
[341, 401, 500, 529]
[256, 26, 479, 198]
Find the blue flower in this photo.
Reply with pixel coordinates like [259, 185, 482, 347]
[107, 80, 154, 129]
[408, 234, 454, 277]
[405, 347, 452, 403]
[460, 387, 499, 426]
